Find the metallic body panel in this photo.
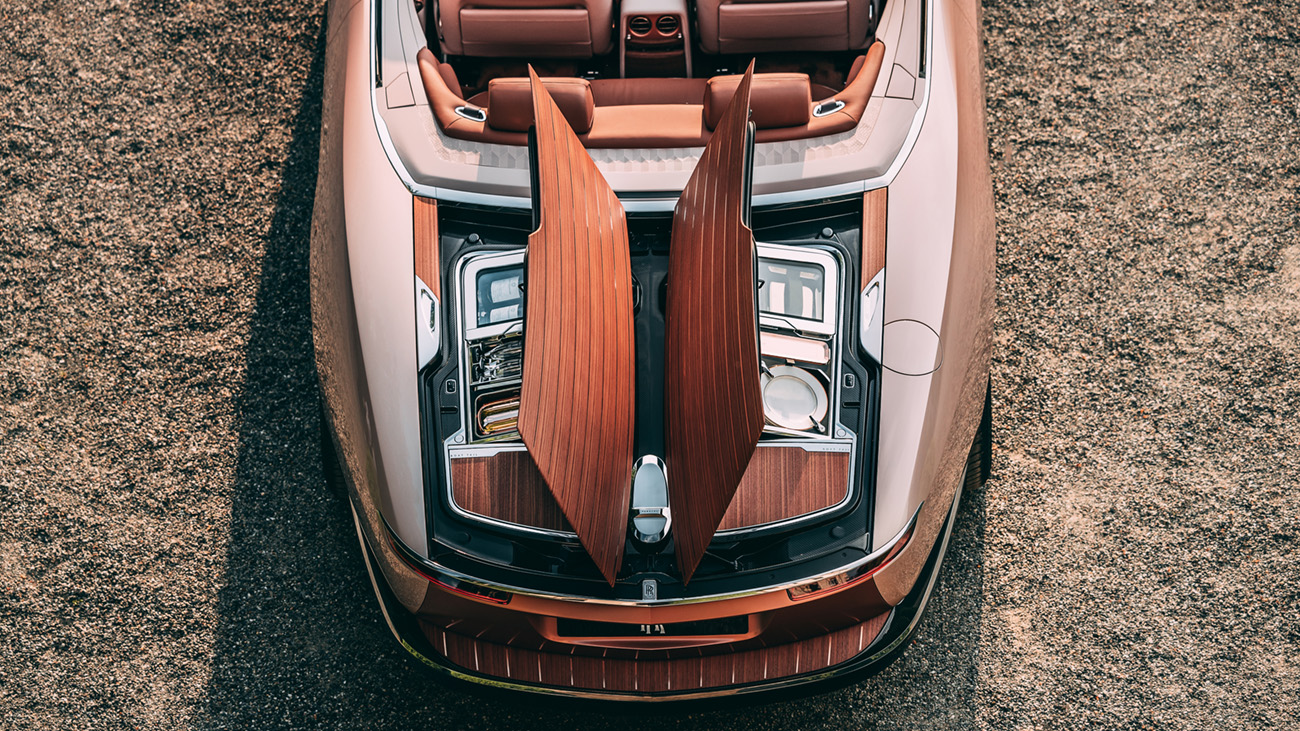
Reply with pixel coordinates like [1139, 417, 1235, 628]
[871, 0, 994, 602]
[313, 0, 432, 617]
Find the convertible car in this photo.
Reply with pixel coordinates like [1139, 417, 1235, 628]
[311, 0, 994, 702]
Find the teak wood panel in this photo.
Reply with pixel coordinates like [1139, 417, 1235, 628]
[414, 196, 440, 298]
[450, 452, 571, 531]
[424, 612, 888, 693]
[516, 68, 637, 586]
[718, 447, 851, 531]
[664, 64, 765, 584]
[450, 446, 846, 534]
[861, 187, 887, 291]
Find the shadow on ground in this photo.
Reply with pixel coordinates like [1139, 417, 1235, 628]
[196, 19, 987, 731]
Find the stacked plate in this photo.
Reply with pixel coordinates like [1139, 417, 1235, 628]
[760, 365, 827, 432]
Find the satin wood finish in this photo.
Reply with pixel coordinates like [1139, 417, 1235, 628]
[516, 68, 637, 586]
[449, 446, 846, 534]
[719, 448, 850, 530]
[665, 64, 764, 583]
[413, 196, 440, 298]
[862, 187, 887, 290]
[451, 453, 572, 531]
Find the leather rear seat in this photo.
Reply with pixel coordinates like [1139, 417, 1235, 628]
[703, 73, 811, 130]
[437, 0, 616, 58]
[416, 43, 886, 148]
[695, 0, 877, 55]
[487, 77, 596, 132]
[483, 74, 814, 136]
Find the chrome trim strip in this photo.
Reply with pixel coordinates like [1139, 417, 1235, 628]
[384, 504, 920, 607]
[367, 0, 422, 193]
[443, 243, 858, 541]
[812, 99, 846, 118]
[453, 105, 486, 122]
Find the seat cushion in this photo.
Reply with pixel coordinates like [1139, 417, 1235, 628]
[439, 0, 616, 57]
[704, 73, 812, 130]
[696, 0, 872, 54]
[487, 77, 596, 133]
[589, 78, 709, 107]
[461, 8, 595, 57]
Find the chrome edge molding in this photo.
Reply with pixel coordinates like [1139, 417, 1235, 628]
[383, 503, 921, 607]
[441, 243, 860, 542]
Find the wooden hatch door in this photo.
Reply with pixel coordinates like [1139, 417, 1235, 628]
[664, 64, 765, 583]
[516, 68, 637, 586]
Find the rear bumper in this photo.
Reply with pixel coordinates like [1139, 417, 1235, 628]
[354, 480, 963, 704]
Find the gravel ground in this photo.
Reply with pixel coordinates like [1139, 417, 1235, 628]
[2, 0, 1297, 728]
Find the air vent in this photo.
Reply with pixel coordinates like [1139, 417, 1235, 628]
[656, 15, 679, 35]
[628, 16, 652, 35]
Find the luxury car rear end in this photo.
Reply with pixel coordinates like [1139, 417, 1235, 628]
[311, 0, 993, 701]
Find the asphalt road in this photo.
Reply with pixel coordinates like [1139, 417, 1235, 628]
[2, 0, 1297, 729]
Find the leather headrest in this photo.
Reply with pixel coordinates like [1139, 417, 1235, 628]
[704, 73, 812, 131]
[487, 77, 595, 133]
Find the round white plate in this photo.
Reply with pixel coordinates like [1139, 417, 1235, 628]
[760, 365, 828, 431]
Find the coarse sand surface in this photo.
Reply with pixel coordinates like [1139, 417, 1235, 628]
[1, 0, 1297, 729]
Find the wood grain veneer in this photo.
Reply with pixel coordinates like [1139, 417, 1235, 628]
[718, 447, 851, 531]
[664, 64, 765, 584]
[423, 612, 888, 693]
[414, 196, 440, 298]
[450, 446, 847, 535]
[450, 451, 571, 531]
[861, 187, 887, 291]
[516, 67, 637, 586]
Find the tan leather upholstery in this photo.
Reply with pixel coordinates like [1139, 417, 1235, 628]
[416, 43, 885, 148]
[847, 53, 867, 85]
[436, 61, 463, 96]
[583, 105, 709, 147]
[589, 78, 708, 107]
[473, 78, 712, 109]
[695, 0, 874, 55]
[487, 77, 596, 132]
[437, 0, 615, 57]
[704, 73, 811, 130]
